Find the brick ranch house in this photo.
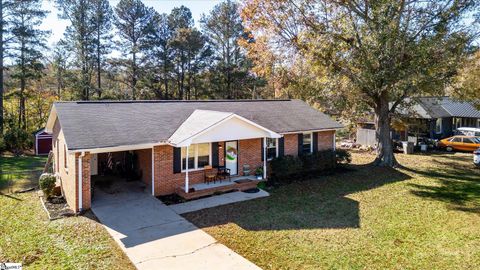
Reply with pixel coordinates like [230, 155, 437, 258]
[45, 99, 342, 212]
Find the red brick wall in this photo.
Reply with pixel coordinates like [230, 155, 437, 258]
[152, 139, 264, 196]
[52, 118, 79, 212]
[317, 130, 335, 150]
[78, 153, 91, 211]
[218, 142, 225, 166]
[282, 131, 335, 157]
[152, 145, 206, 196]
[135, 149, 152, 187]
[284, 134, 298, 156]
[238, 139, 263, 176]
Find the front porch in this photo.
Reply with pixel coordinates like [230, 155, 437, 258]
[176, 176, 264, 200]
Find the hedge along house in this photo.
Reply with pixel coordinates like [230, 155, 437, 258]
[45, 100, 342, 212]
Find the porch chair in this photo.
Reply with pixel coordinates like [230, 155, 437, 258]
[204, 165, 217, 184]
[217, 167, 231, 182]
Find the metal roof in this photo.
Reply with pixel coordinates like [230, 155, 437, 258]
[400, 97, 480, 119]
[48, 99, 343, 151]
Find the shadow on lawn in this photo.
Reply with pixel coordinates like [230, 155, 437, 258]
[183, 163, 411, 231]
[405, 157, 480, 214]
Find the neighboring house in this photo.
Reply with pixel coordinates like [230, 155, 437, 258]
[45, 99, 342, 212]
[396, 97, 480, 139]
[34, 128, 53, 155]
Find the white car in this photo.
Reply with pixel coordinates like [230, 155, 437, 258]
[456, 127, 480, 137]
[475, 148, 480, 167]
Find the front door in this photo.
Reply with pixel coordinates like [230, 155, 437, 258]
[225, 141, 238, 175]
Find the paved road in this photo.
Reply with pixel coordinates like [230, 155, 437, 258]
[91, 183, 260, 270]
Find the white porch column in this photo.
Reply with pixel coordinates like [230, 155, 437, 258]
[185, 145, 190, 193]
[151, 147, 155, 196]
[263, 137, 267, 179]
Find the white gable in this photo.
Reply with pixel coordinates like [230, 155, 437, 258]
[169, 110, 281, 147]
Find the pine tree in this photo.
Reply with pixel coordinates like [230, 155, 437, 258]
[114, 0, 154, 100]
[201, 0, 253, 99]
[55, 0, 96, 100]
[91, 0, 113, 98]
[9, 0, 48, 129]
[144, 12, 172, 99]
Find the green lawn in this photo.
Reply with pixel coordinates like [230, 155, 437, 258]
[0, 155, 48, 193]
[184, 152, 480, 270]
[0, 155, 47, 171]
[0, 191, 135, 270]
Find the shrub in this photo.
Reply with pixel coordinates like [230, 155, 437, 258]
[0, 136, 5, 152]
[335, 149, 352, 164]
[4, 126, 31, 154]
[39, 173, 56, 198]
[270, 155, 303, 181]
[300, 150, 336, 172]
[270, 150, 349, 184]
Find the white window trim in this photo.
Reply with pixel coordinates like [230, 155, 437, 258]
[181, 143, 212, 172]
[303, 132, 313, 153]
[453, 117, 461, 130]
[435, 118, 442, 134]
[266, 138, 279, 161]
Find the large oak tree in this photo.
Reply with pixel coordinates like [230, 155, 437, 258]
[242, 0, 479, 166]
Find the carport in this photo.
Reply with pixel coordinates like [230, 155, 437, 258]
[74, 145, 155, 212]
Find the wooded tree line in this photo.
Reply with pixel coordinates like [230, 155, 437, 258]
[0, 0, 478, 166]
[0, 0, 264, 151]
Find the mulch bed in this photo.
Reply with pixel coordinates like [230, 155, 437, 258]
[158, 194, 186, 205]
[39, 193, 75, 220]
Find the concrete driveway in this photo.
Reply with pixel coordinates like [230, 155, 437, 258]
[91, 182, 260, 270]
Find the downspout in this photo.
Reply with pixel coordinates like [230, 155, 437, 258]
[78, 151, 85, 212]
[263, 137, 267, 179]
[185, 145, 189, 193]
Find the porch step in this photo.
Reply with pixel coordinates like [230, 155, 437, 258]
[176, 178, 263, 200]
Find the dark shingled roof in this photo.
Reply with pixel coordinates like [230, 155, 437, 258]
[53, 99, 342, 150]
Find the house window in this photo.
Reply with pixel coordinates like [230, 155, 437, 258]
[63, 144, 68, 169]
[266, 138, 277, 160]
[302, 133, 313, 154]
[435, 118, 442, 134]
[181, 143, 211, 171]
[453, 117, 462, 130]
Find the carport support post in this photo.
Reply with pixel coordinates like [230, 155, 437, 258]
[78, 151, 85, 211]
[151, 147, 155, 196]
[185, 145, 189, 193]
[263, 137, 267, 179]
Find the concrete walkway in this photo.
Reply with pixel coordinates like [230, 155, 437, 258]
[91, 183, 260, 270]
[170, 189, 269, 214]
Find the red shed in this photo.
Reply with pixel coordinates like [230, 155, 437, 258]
[34, 128, 52, 155]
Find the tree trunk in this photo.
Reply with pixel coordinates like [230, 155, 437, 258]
[0, 0, 3, 135]
[19, 32, 26, 130]
[96, 27, 102, 98]
[132, 50, 137, 100]
[373, 94, 398, 167]
[163, 52, 169, 100]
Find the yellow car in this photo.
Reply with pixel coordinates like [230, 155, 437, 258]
[438, 136, 480, 152]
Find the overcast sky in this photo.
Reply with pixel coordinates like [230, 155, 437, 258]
[40, 0, 224, 48]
